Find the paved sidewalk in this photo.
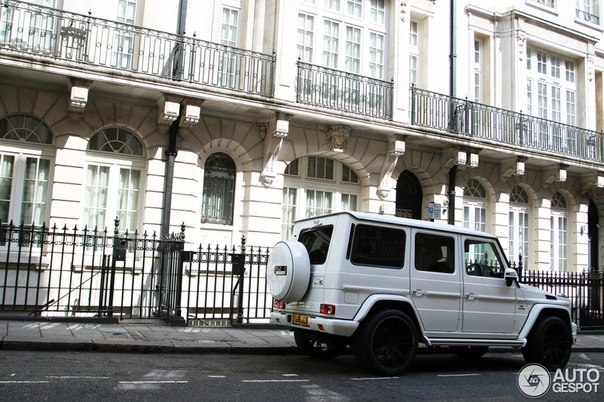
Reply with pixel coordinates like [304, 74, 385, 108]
[0, 319, 602, 354]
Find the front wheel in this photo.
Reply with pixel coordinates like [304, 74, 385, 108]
[523, 316, 572, 371]
[293, 329, 344, 359]
[354, 309, 418, 376]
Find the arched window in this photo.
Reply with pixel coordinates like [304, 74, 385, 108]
[509, 186, 529, 268]
[463, 178, 487, 231]
[0, 114, 53, 225]
[550, 192, 568, 272]
[84, 127, 145, 232]
[201, 153, 236, 225]
[282, 156, 360, 238]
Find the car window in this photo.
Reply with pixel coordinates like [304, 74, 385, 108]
[299, 225, 333, 264]
[350, 224, 406, 268]
[414, 232, 455, 274]
[464, 239, 505, 278]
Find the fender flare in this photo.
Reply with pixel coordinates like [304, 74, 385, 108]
[518, 304, 573, 340]
[352, 294, 426, 338]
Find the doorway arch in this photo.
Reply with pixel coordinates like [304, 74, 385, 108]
[396, 170, 422, 219]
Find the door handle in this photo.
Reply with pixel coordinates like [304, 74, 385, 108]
[412, 289, 427, 296]
[465, 293, 478, 300]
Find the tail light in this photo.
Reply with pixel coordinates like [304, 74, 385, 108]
[273, 299, 286, 310]
[320, 304, 336, 315]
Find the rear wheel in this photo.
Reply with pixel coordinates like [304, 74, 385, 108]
[293, 329, 344, 359]
[354, 310, 418, 376]
[522, 316, 572, 371]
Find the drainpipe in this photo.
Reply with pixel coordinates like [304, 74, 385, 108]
[448, 0, 457, 225]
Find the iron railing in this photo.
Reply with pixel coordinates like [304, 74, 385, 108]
[0, 220, 272, 325]
[576, 8, 600, 25]
[0, 1, 275, 97]
[521, 269, 604, 330]
[296, 60, 393, 120]
[411, 86, 604, 163]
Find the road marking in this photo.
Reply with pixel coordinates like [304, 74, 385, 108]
[437, 374, 481, 377]
[242, 379, 310, 383]
[47, 376, 111, 379]
[118, 381, 188, 384]
[0, 381, 50, 384]
[208, 375, 226, 378]
[283, 374, 299, 377]
[350, 377, 400, 381]
[579, 353, 591, 361]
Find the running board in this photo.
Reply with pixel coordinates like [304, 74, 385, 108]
[426, 338, 526, 348]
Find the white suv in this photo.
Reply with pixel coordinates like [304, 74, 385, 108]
[268, 212, 576, 375]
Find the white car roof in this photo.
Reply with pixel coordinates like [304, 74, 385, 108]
[296, 211, 497, 239]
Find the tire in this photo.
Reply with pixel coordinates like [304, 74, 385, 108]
[522, 316, 572, 371]
[451, 346, 489, 359]
[293, 329, 344, 359]
[354, 309, 418, 376]
[266, 241, 311, 302]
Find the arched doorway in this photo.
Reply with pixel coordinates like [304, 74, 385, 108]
[588, 200, 599, 271]
[395, 170, 422, 219]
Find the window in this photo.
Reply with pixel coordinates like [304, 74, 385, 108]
[282, 157, 360, 239]
[297, 13, 315, 62]
[351, 224, 406, 268]
[526, 48, 578, 126]
[299, 225, 333, 264]
[463, 178, 487, 232]
[297, 0, 388, 76]
[414, 232, 454, 274]
[0, 114, 53, 226]
[509, 186, 529, 268]
[113, 0, 137, 69]
[85, 127, 145, 232]
[550, 192, 568, 272]
[464, 239, 504, 278]
[201, 153, 236, 225]
[409, 20, 419, 86]
[219, 7, 240, 87]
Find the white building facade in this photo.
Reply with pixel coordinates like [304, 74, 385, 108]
[1, 0, 603, 273]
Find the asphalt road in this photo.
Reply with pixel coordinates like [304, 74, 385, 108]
[1, 350, 602, 401]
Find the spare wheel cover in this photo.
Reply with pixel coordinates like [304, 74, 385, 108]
[267, 241, 311, 302]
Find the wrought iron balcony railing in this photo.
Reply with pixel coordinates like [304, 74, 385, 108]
[0, 1, 275, 97]
[296, 60, 393, 120]
[411, 86, 604, 162]
[576, 8, 600, 25]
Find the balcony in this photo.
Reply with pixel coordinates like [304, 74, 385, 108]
[0, 1, 275, 98]
[576, 8, 600, 25]
[411, 86, 604, 163]
[296, 60, 393, 120]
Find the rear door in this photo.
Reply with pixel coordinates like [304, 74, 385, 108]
[409, 230, 461, 334]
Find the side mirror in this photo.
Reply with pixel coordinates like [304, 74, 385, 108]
[504, 268, 519, 287]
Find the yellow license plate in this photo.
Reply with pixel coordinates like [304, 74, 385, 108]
[292, 314, 309, 326]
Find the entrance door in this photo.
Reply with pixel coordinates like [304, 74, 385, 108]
[396, 170, 422, 219]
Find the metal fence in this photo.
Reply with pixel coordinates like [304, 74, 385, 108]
[0, 220, 272, 326]
[521, 269, 604, 330]
[0, 1, 275, 97]
[410, 85, 604, 163]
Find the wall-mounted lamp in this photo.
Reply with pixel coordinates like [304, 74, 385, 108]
[158, 100, 180, 125]
[456, 151, 467, 165]
[469, 153, 479, 168]
[389, 140, 405, 156]
[515, 160, 525, 176]
[558, 167, 567, 182]
[180, 104, 201, 127]
[274, 118, 289, 138]
[69, 86, 88, 111]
